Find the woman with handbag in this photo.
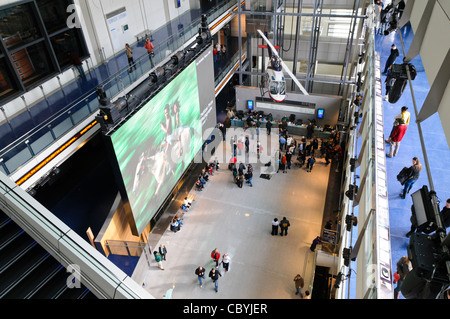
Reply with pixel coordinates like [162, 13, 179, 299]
[400, 157, 422, 199]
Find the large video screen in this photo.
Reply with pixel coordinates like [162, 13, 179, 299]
[110, 62, 203, 234]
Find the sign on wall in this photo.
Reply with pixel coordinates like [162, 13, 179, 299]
[106, 7, 129, 52]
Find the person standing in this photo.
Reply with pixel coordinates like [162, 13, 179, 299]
[400, 157, 422, 199]
[266, 120, 272, 135]
[386, 118, 407, 157]
[383, 44, 400, 74]
[213, 46, 218, 63]
[159, 244, 167, 261]
[394, 256, 411, 299]
[211, 248, 221, 267]
[293, 274, 305, 297]
[271, 218, 279, 236]
[441, 199, 450, 229]
[195, 266, 206, 287]
[153, 251, 164, 270]
[386, 106, 411, 143]
[279, 217, 290, 236]
[126, 43, 136, 72]
[310, 236, 322, 252]
[306, 122, 315, 140]
[144, 38, 155, 67]
[279, 135, 286, 151]
[209, 268, 222, 293]
[245, 136, 250, 154]
[221, 253, 231, 272]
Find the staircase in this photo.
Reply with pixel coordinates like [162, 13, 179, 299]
[0, 209, 97, 299]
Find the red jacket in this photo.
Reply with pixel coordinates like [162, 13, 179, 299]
[390, 124, 407, 142]
[144, 40, 154, 53]
[211, 251, 220, 261]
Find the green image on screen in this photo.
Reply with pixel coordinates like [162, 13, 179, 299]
[111, 63, 202, 234]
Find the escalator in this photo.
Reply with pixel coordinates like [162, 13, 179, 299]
[0, 210, 97, 299]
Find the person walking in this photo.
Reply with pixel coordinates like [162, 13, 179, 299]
[144, 38, 155, 67]
[400, 157, 422, 199]
[125, 43, 136, 72]
[211, 248, 221, 267]
[383, 44, 400, 74]
[279, 217, 290, 236]
[209, 267, 222, 293]
[310, 236, 322, 252]
[386, 118, 407, 158]
[195, 266, 206, 287]
[281, 154, 287, 173]
[221, 253, 231, 272]
[306, 155, 316, 172]
[159, 244, 167, 261]
[153, 251, 164, 270]
[271, 218, 279, 236]
[293, 274, 305, 297]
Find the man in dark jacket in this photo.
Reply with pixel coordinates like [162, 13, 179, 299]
[279, 217, 290, 236]
[195, 266, 206, 287]
[383, 44, 399, 74]
[209, 268, 222, 293]
[441, 199, 450, 228]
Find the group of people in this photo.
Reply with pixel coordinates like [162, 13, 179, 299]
[271, 217, 291, 236]
[125, 37, 155, 73]
[153, 244, 168, 271]
[194, 249, 231, 293]
[213, 42, 227, 64]
[374, 0, 405, 36]
[196, 164, 216, 191]
[229, 159, 254, 188]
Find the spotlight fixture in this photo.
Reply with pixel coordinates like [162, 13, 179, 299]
[343, 248, 352, 267]
[345, 184, 358, 200]
[345, 215, 358, 232]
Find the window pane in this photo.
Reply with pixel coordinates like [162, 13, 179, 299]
[0, 58, 19, 100]
[36, 0, 73, 34]
[0, 3, 42, 50]
[10, 42, 54, 89]
[50, 28, 87, 69]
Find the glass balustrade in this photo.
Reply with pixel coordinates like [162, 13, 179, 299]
[0, 0, 240, 178]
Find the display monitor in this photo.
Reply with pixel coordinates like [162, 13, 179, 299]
[110, 62, 202, 234]
[247, 100, 254, 110]
[317, 108, 324, 119]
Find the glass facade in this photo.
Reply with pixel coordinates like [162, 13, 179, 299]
[0, 0, 88, 104]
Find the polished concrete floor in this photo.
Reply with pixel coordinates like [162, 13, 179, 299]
[132, 136, 333, 299]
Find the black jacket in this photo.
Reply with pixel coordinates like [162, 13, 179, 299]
[195, 267, 206, 277]
[209, 269, 221, 281]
